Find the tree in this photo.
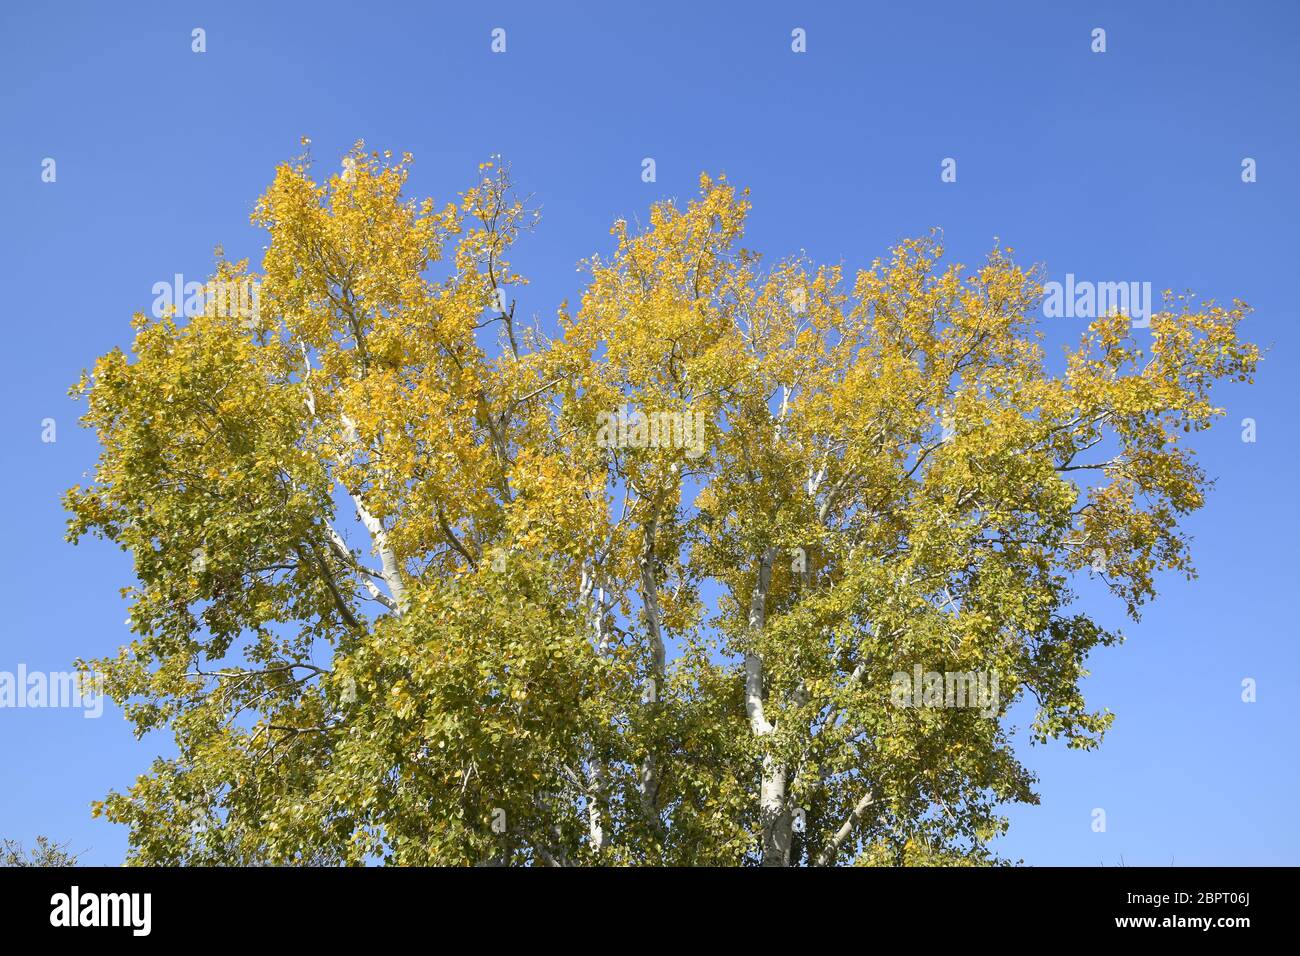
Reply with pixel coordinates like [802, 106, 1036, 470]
[66, 143, 1258, 866]
[1, 836, 79, 867]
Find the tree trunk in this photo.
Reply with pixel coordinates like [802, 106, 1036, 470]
[746, 546, 790, 865]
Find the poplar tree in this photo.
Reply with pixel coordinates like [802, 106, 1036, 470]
[67, 145, 1257, 865]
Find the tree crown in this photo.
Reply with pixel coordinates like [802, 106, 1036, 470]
[67, 144, 1257, 865]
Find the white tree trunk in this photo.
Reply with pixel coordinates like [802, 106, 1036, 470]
[350, 491, 406, 613]
[638, 517, 666, 831]
[746, 546, 791, 865]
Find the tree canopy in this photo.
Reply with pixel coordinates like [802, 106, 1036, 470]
[1, 836, 79, 867]
[66, 144, 1257, 865]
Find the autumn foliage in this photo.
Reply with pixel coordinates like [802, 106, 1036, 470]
[66, 144, 1257, 865]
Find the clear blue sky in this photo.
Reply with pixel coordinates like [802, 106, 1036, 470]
[2, 0, 1296, 865]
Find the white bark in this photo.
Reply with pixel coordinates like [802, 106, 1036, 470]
[349, 491, 406, 614]
[301, 350, 405, 616]
[759, 757, 791, 866]
[638, 516, 666, 830]
[586, 764, 607, 852]
[745, 548, 775, 736]
[744, 654, 773, 737]
[815, 790, 876, 866]
[746, 546, 791, 866]
[325, 520, 398, 612]
[577, 565, 611, 853]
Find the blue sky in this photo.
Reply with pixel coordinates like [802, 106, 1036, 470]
[1, 0, 1297, 865]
